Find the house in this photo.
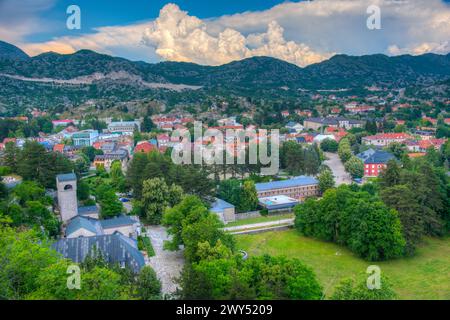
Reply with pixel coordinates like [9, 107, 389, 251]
[52, 119, 74, 127]
[255, 176, 319, 200]
[345, 105, 375, 113]
[100, 215, 140, 237]
[157, 134, 170, 147]
[303, 117, 364, 130]
[418, 139, 446, 151]
[210, 198, 236, 224]
[65, 216, 104, 238]
[53, 143, 65, 153]
[93, 150, 128, 171]
[258, 195, 299, 212]
[77, 205, 99, 219]
[53, 233, 145, 273]
[286, 121, 304, 133]
[134, 141, 158, 154]
[107, 121, 140, 134]
[72, 130, 99, 147]
[356, 148, 395, 177]
[281, 110, 290, 117]
[362, 133, 412, 147]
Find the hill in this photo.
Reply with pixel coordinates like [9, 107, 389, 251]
[0, 40, 449, 115]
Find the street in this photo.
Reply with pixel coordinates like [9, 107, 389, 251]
[323, 152, 352, 185]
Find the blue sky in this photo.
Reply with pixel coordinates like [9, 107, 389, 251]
[29, 0, 291, 41]
[1, 0, 449, 66]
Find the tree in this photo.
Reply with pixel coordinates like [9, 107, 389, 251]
[141, 178, 169, 224]
[0, 227, 60, 299]
[136, 266, 161, 300]
[318, 169, 335, 193]
[81, 146, 103, 162]
[181, 254, 323, 300]
[141, 116, 154, 133]
[238, 180, 258, 212]
[95, 185, 123, 219]
[344, 156, 364, 178]
[331, 276, 397, 300]
[378, 159, 401, 189]
[304, 145, 321, 175]
[77, 180, 90, 201]
[217, 179, 241, 206]
[182, 213, 234, 263]
[280, 141, 304, 175]
[338, 138, 352, 163]
[2, 142, 19, 172]
[381, 185, 424, 255]
[295, 186, 406, 261]
[320, 139, 339, 152]
[347, 200, 405, 261]
[387, 142, 407, 159]
[12, 181, 47, 206]
[163, 195, 210, 251]
[141, 178, 183, 224]
[110, 160, 126, 193]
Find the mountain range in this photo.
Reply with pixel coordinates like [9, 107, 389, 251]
[0, 40, 449, 115]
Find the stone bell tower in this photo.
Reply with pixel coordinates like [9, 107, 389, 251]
[56, 173, 78, 222]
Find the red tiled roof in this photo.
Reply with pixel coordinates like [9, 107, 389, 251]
[53, 144, 65, 153]
[364, 133, 412, 140]
[3, 138, 16, 144]
[134, 141, 157, 153]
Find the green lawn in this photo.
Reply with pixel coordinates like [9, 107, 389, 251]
[235, 229, 450, 300]
[226, 213, 294, 227]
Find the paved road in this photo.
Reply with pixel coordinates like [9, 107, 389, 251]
[323, 152, 352, 185]
[223, 218, 294, 234]
[145, 226, 184, 295]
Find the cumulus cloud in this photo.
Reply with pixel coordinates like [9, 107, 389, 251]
[11, 0, 450, 66]
[142, 3, 331, 66]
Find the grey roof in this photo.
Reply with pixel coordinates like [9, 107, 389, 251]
[66, 216, 103, 236]
[78, 205, 99, 216]
[357, 148, 395, 164]
[255, 176, 318, 192]
[286, 121, 300, 128]
[99, 215, 137, 229]
[211, 198, 235, 212]
[52, 233, 145, 273]
[56, 173, 76, 182]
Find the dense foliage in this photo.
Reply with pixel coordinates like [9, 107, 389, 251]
[295, 185, 406, 261]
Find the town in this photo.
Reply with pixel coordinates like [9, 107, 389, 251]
[0, 0, 449, 304]
[1, 87, 449, 300]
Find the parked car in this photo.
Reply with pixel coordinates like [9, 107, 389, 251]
[119, 197, 130, 202]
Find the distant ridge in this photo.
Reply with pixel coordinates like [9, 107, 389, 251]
[0, 40, 29, 60]
[0, 40, 449, 115]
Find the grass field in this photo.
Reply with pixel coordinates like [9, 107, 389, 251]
[235, 229, 450, 300]
[226, 213, 294, 227]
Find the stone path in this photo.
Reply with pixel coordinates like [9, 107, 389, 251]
[145, 225, 184, 295]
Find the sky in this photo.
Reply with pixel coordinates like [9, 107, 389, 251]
[0, 0, 449, 66]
